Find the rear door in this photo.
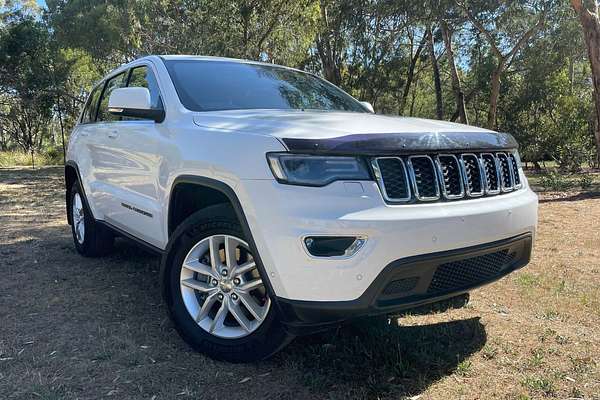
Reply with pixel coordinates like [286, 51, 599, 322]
[74, 83, 106, 219]
[94, 63, 166, 248]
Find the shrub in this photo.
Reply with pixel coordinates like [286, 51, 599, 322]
[539, 171, 572, 191]
[579, 174, 593, 189]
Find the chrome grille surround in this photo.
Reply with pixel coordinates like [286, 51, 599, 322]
[371, 157, 411, 202]
[459, 153, 485, 197]
[372, 151, 523, 203]
[496, 152, 514, 192]
[507, 153, 522, 189]
[435, 154, 465, 200]
[406, 155, 440, 201]
[480, 153, 501, 195]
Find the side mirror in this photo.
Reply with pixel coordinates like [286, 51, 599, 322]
[359, 101, 374, 113]
[108, 87, 165, 122]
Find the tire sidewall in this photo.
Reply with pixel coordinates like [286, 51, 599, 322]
[165, 215, 289, 361]
[70, 182, 90, 254]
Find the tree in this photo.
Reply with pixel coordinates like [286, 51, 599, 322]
[0, 17, 55, 152]
[440, 19, 469, 124]
[457, 0, 546, 129]
[571, 0, 600, 164]
[427, 25, 444, 120]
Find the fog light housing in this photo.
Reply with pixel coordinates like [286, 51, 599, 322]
[303, 236, 366, 258]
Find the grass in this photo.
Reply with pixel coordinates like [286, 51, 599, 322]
[525, 168, 600, 192]
[0, 168, 599, 399]
[0, 150, 63, 168]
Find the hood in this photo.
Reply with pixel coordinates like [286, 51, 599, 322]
[192, 110, 517, 155]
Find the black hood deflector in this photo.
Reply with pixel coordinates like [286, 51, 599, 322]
[281, 131, 518, 156]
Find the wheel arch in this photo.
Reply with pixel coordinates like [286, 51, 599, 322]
[163, 175, 278, 304]
[65, 161, 81, 226]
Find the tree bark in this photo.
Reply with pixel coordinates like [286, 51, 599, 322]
[316, 0, 342, 85]
[571, 0, 600, 165]
[399, 31, 428, 115]
[488, 66, 502, 129]
[427, 26, 443, 120]
[440, 20, 468, 124]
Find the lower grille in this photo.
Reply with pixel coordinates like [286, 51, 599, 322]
[427, 250, 516, 294]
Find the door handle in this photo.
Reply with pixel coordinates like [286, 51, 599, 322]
[107, 130, 119, 139]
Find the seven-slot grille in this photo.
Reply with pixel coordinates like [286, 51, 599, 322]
[372, 151, 522, 203]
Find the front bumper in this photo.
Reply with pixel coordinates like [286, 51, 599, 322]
[237, 178, 538, 302]
[275, 233, 532, 333]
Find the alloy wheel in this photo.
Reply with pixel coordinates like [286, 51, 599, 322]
[72, 192, 85, 244]
[179, 234, 271, 339]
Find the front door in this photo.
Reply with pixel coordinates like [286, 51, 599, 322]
[94, 64, 167, 248]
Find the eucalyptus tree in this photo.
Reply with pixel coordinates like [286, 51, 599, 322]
[0, 16, 54, 152]
[456, 0, 547, 129]
[571, 0, 600, 164]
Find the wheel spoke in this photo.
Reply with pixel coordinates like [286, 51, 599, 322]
[196, 292, 218, 322]
[238, 292, 265, 322]
[183, 259, 217, 279]
[224, 236, 238, 269]
[239, 278, 263, 293]
[209, 299, 229, 333]
[181, 278, 217, 293]
[229, 302, 252, 332]
[233, 260, 256, 276]
[209, 236, 222, 275]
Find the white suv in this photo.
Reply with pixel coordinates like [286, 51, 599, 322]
[65, 55, 538, 362]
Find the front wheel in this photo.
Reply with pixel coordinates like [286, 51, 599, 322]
[163, 206, 293, 362]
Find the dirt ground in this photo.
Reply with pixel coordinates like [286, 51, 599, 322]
[1, 167, 599, 400]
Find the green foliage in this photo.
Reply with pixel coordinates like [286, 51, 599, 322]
[0, 0, 597, 167]
[539, 171, 573, 191]
[579, 174, 593, 189]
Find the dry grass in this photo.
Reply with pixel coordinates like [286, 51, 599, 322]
[0, 151, 63, 168]
[0, 167, 599, 399]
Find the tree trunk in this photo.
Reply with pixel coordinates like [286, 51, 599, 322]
[571, 0, 600, 165]
[316, 0, 341, 85]
[427, 26, 443, 120]
[399, 32, 427, 115]
[488, 67, 502, 129]
[441, 20, 468, 124]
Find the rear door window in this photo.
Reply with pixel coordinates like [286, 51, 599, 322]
[81, 84, 102, 123]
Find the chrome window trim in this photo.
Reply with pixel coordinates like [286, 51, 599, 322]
[459, 153, 485, 197]
[407, 155, 440, 201]
[435, 154, 465, 200]
[496, 152, 514, 192]
[480, 153, 501, 195]
[371, 157, 412, 202]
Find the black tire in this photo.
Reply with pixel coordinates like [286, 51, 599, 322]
[69, 182, 114, 257]
[162, 204, 293, 362]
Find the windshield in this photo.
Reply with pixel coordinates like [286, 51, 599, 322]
[163, 59, 366, 113]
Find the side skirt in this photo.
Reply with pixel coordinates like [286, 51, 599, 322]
[97, 220, 165, 256]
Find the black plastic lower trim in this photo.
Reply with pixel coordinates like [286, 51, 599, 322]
[97, 220, 164, 255]
[277, 233, 532, 334]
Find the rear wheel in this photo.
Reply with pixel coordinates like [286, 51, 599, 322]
[164, 205, 293, 362]
[70, 182, 114, 257]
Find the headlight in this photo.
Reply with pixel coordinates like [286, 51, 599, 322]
[267, 153, 371, 186]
